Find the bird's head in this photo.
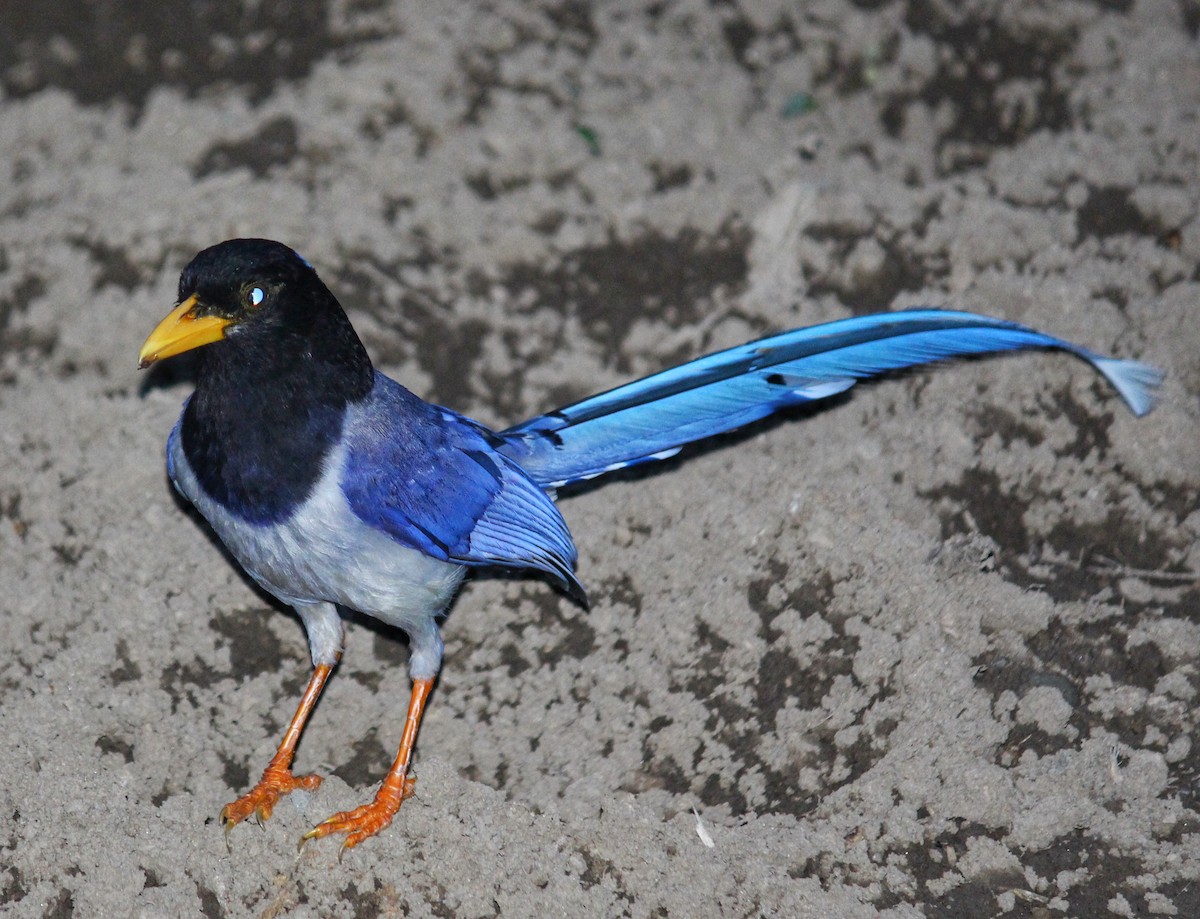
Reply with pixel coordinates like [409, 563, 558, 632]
[138, 238, 331, 369]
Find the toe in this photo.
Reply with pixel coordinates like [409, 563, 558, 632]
[221, 769, 323, 832]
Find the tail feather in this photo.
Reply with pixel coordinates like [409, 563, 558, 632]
[1087, 356, 1163, 418]
[499, 309, 1161, 489]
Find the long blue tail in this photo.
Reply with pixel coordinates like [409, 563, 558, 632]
[498, 309, 1162, 489]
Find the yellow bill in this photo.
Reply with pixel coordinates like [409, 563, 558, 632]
[138, 295, 231, 368]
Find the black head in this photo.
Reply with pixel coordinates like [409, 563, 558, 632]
[141, 238, 373, 397]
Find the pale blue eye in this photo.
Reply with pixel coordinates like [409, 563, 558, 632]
[248, 287, 265, 307]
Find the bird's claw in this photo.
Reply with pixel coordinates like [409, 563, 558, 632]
[220, 767, 323, 844]
[300, 776, 417, 855]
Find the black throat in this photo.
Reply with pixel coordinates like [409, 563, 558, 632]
[180, 288, 374, 524]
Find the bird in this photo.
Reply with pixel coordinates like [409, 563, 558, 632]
[138, 238, 1162, 852]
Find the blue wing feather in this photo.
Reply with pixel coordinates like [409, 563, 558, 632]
[342, 374, 581, 596]
[499, 309, 1162, 488]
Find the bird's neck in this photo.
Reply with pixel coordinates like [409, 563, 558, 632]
[181, 326, 374, 524]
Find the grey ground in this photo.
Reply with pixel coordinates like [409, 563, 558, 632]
[1, 1, 1198, 916]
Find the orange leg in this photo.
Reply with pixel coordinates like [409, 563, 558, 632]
[220, 662, 333, 836]
[302, 676, 434, 852]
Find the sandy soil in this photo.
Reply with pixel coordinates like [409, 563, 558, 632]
[1, 1, 1198, 916]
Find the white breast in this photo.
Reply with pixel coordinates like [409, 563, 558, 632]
[167, 429, 467, 639]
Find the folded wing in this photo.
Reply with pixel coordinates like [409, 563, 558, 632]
[342, 375, 582, 598]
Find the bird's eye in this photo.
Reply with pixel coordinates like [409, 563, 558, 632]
[247, 287, 265, 307]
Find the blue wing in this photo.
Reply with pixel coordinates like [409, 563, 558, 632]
[499, 309, 1162, 489]
[342, 374, 582, 598]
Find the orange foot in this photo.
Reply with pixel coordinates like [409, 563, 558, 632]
[301, 775, 417, 853]
[221, 766, 324, 832]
